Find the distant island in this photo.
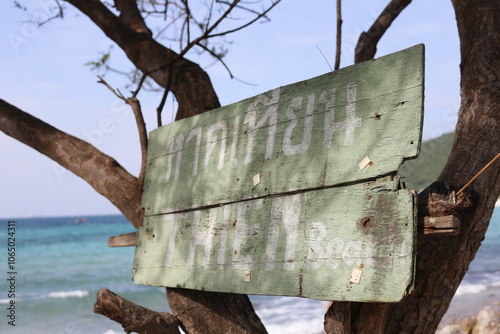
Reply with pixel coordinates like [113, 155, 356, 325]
[400, 132, 454, 191]
[401, 133, 500, 207]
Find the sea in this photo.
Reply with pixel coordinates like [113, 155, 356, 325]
[1, 209, 499, 334]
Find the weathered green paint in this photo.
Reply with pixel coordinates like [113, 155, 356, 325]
[134, 178, 416, 301]
[142, 45, 424, 215]
[133, 45, 424, 302]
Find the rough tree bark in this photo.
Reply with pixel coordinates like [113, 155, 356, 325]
[355, 0, 412, 64]
[94, 289, 181, 334]
[325, 0, 500, 332]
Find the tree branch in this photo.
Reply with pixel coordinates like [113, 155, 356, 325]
[0, 99, 143, 227]
[166, 288, 268, 333]
[198, 42, 234, 78]
[94, 288, 181, 334]
[97, 76, 148, 189]
[114, 0, 153, 36]
[354, 0, 412, 63]
[66, 0, 221, 119]
[324, 302, 351, 333]
[179, 0, 242, 57]
[207, 0, 282, 38]
[126, 96, 148, 186]
[334, 0, 342, 70]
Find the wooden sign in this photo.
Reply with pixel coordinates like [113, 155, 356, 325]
[133, 44, 424, 302]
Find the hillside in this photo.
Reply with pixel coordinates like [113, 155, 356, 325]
[399, 132, 454, 191]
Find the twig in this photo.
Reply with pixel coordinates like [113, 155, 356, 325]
[127, 97, 148, 187]
[97, 76, 148, 186]
[335, 0, 342, 70]
[36, 0, 64, 26]
[199, 43, 234, 78]
[180, 0, 242, 58]
[97, 76, 126, 101]
[132, 73, 148, 97]
[457, 152, 500, 195]
[156, 59, 176, 127]
[207, 0, 281, 39]
[157, 89, 168, 128]
[129, 0, 281, 105]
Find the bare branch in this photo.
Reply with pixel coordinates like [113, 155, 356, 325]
[216, 0, 273, 18]
[126, 97, 148, 187]
[179, 0, 242, 58]
[94, 289, 181, 334]
[157, 88, 168, 127]
[132, 73, 148, 97]
[122, 0, 245, 116]
[36, 0, 64, 26]
[354, 0, 412, 63]
[179, 0, 191, 50]
[207, 0, 282, 38]
[140, 0, 280, 90]
[97, 76, 148, 188]
[97, 75, 127, 101]
[198, 42, 234, 78]
[67, 0, 221, 119]
[334, 0, 342, 70]
[0, 99, 143, 227]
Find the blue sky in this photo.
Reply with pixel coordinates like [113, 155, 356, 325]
[0, 1, 460, 218]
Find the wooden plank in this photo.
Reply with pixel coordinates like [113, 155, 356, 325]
[108, 232, 137, 247]
[142, 45, 424, 215]
[420, 216, 460, 235]
[133, 179, 416, 302]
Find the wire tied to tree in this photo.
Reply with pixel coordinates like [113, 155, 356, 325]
[457, 152, 500, 195]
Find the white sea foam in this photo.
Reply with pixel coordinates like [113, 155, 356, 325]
[254, 296, 326, 334]
[265, 318, 324, 334]
[455, 283, 487, 296]
[45, 290, 89, 299]
[0, 298, 23, 304]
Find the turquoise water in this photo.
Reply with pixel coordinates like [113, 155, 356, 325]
[1, 211, 499, 333]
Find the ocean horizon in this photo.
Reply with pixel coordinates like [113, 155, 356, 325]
[1, 209, 499, 333]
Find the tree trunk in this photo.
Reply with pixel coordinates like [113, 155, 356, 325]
[325, 0, 500, 332]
